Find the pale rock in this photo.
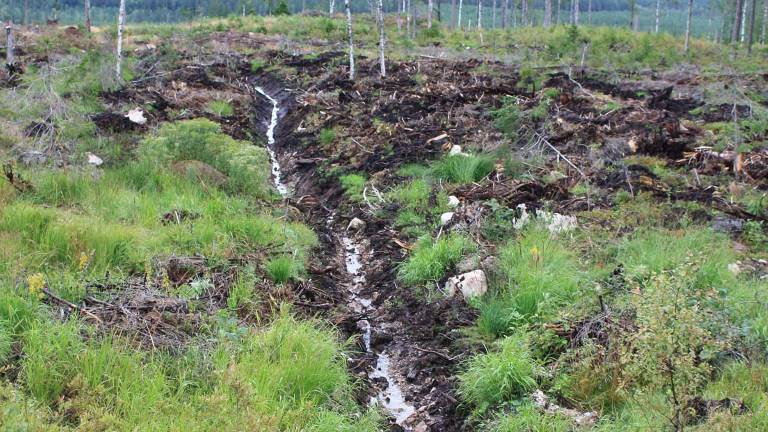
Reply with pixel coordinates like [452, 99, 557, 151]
[126, 108, 147, 125]
[86, 152, 103, 166]
[447, 195, 460, 208]
[440, 212, 454, 225]
[448, 145, 469, 157]
[444, 270, 487, 300]
[728, 262, 741, 275]
[347, 217, 366, 231]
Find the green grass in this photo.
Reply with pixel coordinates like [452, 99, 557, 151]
[432, 155, 495, 184]
[265, 255, 301, 284]
[206, 100, 235, 117]
[398, 234, 475, 286]
[458, 332, 538, 413]
[319, 127, 337, 146]
[338, 173, 366, 202]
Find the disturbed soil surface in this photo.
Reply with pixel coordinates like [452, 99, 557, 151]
[7, 28, 768, 431]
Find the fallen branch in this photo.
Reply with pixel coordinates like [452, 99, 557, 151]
[44, 288, 103, 323]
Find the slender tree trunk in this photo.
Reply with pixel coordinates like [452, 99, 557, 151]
[345, 0, 355, 79]
[330, 0, 335, 15]
[573, 0, 579, 25]
[458, 0, 463, 28]
[556, 0, 561, 24]
[654, 0, 661, 33]
[492, 0, 497, 28]
[24, 0, 29, 25]
[684, 0, 693, 53]
[733, 0, 744, 43]
[544, 0, 552, 26]
[741, 0, 748, 42]
[521, 0, 528, 26]
[477, 0, 483, 29]
[451, 0, 457, 27]
[502, 0, 508, 27]
[629, 0, 636, 30]
[748, 0, 757, 51]
[84, 0, 92, 32]
[378, 0, 386, 77]
[406, 0, 412, 34]
[438, 0, 443, 22]
[587, 0, 591, 24]
[428, 0, 434, 28]
[116, 0, 126, 81]
[762, 0, 768, 44]
[5, 21, 13, 66]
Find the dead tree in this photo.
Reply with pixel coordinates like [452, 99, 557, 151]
[377, 0, 386, 78]
[5, 21, 13, 67]
[477, 0, 483, 30]
[732, 0, 744, 43]
[85, 0, 92, 32]
[684, 0, 693, 53]
[654, 0, 662, 33]
[747, 0, 757, 52]
[345, 0, 355, 79]
[116, 0, 126, 81]
[544, 0, 552, 26]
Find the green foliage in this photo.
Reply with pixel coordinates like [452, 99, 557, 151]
[206, 100, 235, 117]
[339, 173, 366, 202]
[319, 127, 337, 146]
[250, 59, 266, 72]
[492, 96, 522, 139]
[432, 155, 494, 184]
[490, 403, 572, 432]
[458, 332, 538, 413]
[266, 255, 301, 285]
[398, 234, 474, 286]
[273, 0, 291, 15]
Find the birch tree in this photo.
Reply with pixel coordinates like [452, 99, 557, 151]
[741, 0, 748, 42]
[572, 0, 579, 25]
[477, 0, 483, 30]
[85, 0, 92, 33]
[544, 0, 552, 26]
[377, 0, 386, 77]
[345, 0, 355, 79]
[4, 21, 13, 67]
[458, 0, 463, 28]
[684, 0, 693, 53]
[116, 0, 126, 81]
[654, 0, 662, 33]
[428, 0, 434, 28]
[330, 0, 335, 15]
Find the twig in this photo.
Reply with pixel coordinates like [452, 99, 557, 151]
[43, 288, 103, 323]
[413, 345, 463, 361]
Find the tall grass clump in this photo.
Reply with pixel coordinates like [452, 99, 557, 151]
[496, 227, 581, 321]
[432, 155, 494, 184]
[265, 255, 301, 284]
[398, 234, 474, 286]
[458, 332, 538, 412]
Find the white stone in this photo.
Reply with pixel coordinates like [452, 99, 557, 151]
[447, 195, 460, 208]
[86, 152, 103, 166]
[728, 263, 741, 275]
[444, 270, 487, 300]
[347, 217, 366, 231]
[126, 108, 147, 125]
[440, 212, 454, 225]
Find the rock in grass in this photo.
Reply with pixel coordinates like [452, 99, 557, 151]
[347, 217, 366, 231]
[440, 212, 454, 225]
[447, 195, 460, 208]
[444, 270, 487, 300]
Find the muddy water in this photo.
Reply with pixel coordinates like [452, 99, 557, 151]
[254, 87, 289, 197]
[256, 88, 415, 428]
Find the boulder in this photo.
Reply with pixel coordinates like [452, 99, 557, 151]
[447, 195, 460, 208]
[347, 217, 366, 231]
[440, 212, 454, 225]
[444, 270, 487, 300]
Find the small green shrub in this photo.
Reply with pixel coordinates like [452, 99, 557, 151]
[319, 127, 336, 146]
[398, 234, 474, 286]
[458, 332, 538, 412]
[250, 59, 266, 72]
[432, 155, 494, 184]
[266, 255, 301, 284]
[339, 173, 366, 202]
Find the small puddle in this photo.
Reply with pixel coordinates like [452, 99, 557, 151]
[254, 86, 289, 197]
[256, 87, 415, 428]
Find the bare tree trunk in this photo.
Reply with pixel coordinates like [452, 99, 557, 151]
[477, 0, 483, 29]
[451, 0, 457, 27]
[544, 0, 552, 26]
[406, 0, 412, 34]
[762, 0, 768, 44]
[573, 0, 579, 25]
[741, 0, 748, 42]
[24, 0, 29, 25]
[5, 21, 13, 66]
[84, 0, 92, 32]
[345, 0, 355, 79]
[428, 0, 434, 28]
[684, 0, 693, 53]
[629, 0, 637, 30]
[502, 0, 508, 27]
[116, 0, 126, 81]
[492, 0, 497, 28]
[458, 0, 463, 28]
[733, 0, 743, 43]
[748, 0, 757, 51]
[556, 0, 561, 24]
[330, 0, 335, 14]
[521, 0, 528, 26]
[378, 0, 386, 77]
[654, 0, 661, 32]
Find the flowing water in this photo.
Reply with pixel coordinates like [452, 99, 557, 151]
[256, 87, 415, 428]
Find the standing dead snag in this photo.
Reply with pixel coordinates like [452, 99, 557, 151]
[84, 0, 92, 33]
[4, 20, 13, 67]
[116, 0, 126, 81]
[345, 0, 355, 80]
[377, 0, 386, 78]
